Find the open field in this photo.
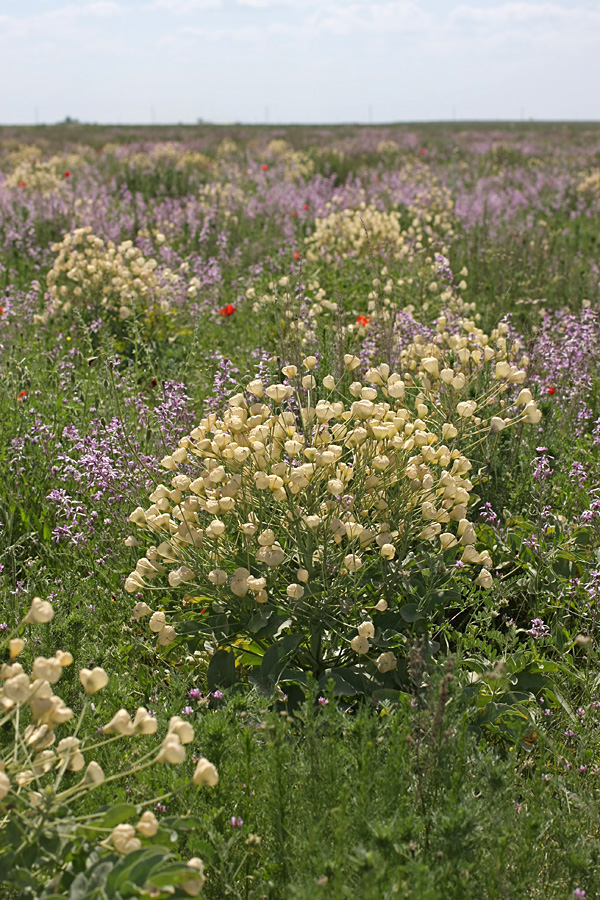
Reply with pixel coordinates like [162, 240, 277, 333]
[1, 123, 600, 899]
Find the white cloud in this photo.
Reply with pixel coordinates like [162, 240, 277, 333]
[450, 2, 600, 30]
[150, 0, 222, 10]
[45, 1, 124, 19]
[305, 2, 430, 36]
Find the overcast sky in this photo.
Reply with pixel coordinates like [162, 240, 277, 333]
[0, 0, 599, 124]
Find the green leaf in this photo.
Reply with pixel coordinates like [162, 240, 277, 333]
[146, 862, 200, 888]
[247, 605, 276, 632]
[99, 804, 137, 829]
[318, 669, 359, 697]
[207, 648, 236, 690]
[105, 848, 173, 894]
[399, 604, 425, 623]
[253, 634, 303, 690]
[372, 689, 403, 703]
[70, 861, 114, 900]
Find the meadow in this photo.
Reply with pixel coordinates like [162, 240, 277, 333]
[0, 121, 600, 899]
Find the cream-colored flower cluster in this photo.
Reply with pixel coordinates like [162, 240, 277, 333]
[408, 180, 456, 246]
[577, 170, 600, 199]
[198, 181, 244, 224]
[38, 226, 179, 323]
[130, 600, 178, 647]
[2, 149, 89, 195]
[305, 204, 406, 262]
[110, 142, 212, 173]
[263, 139, 315, 181]
[398, 314, 542, 434]
[125, 355, 505, 669]
[0, 597, 218, 873]
[305, 182, 456, 265]
[216, 138, 239, 158]
[376, 140, 401, 156]
[5, 160, 65, 196]
[1, 142, 46, 169]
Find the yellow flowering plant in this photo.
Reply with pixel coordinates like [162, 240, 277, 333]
[0, 597, 218, 899]
[34, 227, 180, 338]
[125, 347, 540, 699]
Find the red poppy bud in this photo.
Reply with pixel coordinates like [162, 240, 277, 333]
[64, 171, 70, 178]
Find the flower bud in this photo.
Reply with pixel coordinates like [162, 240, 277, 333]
[132, 601, 153, 620]
[81, 760, 104, 786]
[9, 639, 25, 659]
[32, 656, 63, 685]
[344, 354, 361, 371]
[111, 823, 142, 855]
[474, 569, 493, 589]
[193, 758, 219, 787]
[157, 733, 186, 764]
[79, 667, 109, 694]
[149, 611, 166, 633]
[157, 625, 177, 646]
[358, 620, 375, 639]
[102, 709, 134, 735]
[168, 715, 195, 744]
[0, 771, 10, 800]
[343, 554, 362, 573]
[182, 858, 206, 896]
[439, 532, 458, 550]
[489, 417, 506, 433]
[132, 707, 158, 734]
[376, 652, 397, 673]
[4, 673, 31, 703]
[24, 598, 54, 624]
[136, 810, 159, 837]
[350, 635, 370, 655]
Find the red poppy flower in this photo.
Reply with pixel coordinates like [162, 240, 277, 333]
[18, 181, 26, 187]
[420, 149, 426, 155]
[64, 171, 70, 178]
[292, 211, 297, 217]
[303, 204, 309, 210]
[16, 390, 27, 400]
[356, 314, 371, 327]
[219, 304, 237, 317]
[546, 386, 556, 395]
[261, 164, 268, 171]
[0, 306, 4, 315]
[293, 251, 300, 260]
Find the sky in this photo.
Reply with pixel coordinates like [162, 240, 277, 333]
[0, 0, 599, 124]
